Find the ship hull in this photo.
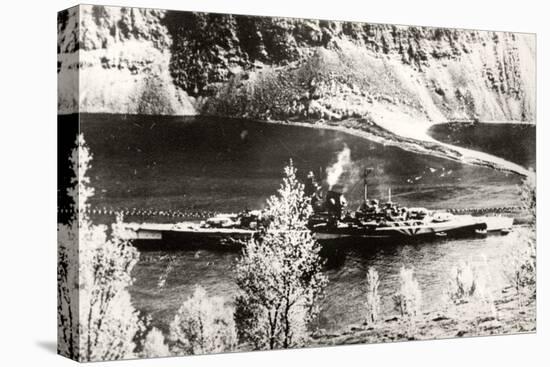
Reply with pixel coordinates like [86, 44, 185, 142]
[313, 222, 487, 242]
[123, 222, 254, 250]
[123, 215, 513, 250]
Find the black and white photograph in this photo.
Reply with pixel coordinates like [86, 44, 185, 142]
[55, 3, 537, 363]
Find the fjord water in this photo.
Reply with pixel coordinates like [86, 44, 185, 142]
[79, 114, 529, 333]
[429, 122, 536, 171]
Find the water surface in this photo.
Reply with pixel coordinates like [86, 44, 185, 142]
[77, 114, 528, 333]
[80, 115, 522, 212]
[428, 122, 536, 170]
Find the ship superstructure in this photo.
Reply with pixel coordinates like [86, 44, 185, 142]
[122, 169, 514, 248]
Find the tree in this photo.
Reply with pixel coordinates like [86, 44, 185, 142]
[57, 134, 143, 362]
[393, 267, 422, 336]
[365, 267, 381, 325]
[503, 229, 536, 309]
[169, 285, 237, 355]
[142, 328, 171, 358]
[445, 259, 495, 318]
[519, 173, 536, 221]
[234, 161, 328, 350]
[503, 175, 536, 309]
[446, 261, 477, 305]
[136, 74, 176, 115]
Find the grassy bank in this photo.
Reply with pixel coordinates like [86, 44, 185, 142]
[313, 289, 535, 346]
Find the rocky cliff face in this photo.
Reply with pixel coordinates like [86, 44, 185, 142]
[58, 5, 535, 126]
[57, 5, 196, 115]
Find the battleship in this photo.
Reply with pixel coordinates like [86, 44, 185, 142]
[122, 169, 514, 248]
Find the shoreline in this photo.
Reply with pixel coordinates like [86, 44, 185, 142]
[69, 111, 534, 177]
[261, 118, 532, 177]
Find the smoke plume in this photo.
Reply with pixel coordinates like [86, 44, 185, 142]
[326, 145, 352, 189]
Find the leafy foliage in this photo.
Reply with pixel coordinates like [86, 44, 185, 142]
[57, 134, 143, 362]
[136, 74, 176, 115]
[365, 267, 381, 325]
[446, 259, 496, 318]
[519, 174, 536, 221]
[234, 161, 327, 350]
[447, 261, 478, 305]
[165, 12, 241, 96]
[503, 177, 536, 309]
[393, 267, 422, 335]
[169, 286, 237, 355]
[142, 327, 171, 358]
[504, 231, 536, 309]
[262, 161, 314, 230]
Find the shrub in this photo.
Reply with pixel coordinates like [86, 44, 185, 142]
[446, 259, 495, 317]
[142, 327, 171, 358]
[393, 267, 422, 335]
[57, 134, 143, 362]
[519, 173, 536, 221]
[169, 286, 237, 355]
[136, 74, 176, 115]
[503, 176, 536, 309]
[504, 231, 536, 309]
[365, 267, 381, 325]
[235, 161, 327, 350]
[447, 261, 477, 305]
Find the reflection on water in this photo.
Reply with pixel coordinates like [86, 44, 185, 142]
[76, 114, 529, 333]
[132, 229, 525, 333]
[317, 231, 519, 331]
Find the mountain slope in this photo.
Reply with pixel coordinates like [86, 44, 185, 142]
[58, 6, 535, 124]
[57, 6, 535, 175]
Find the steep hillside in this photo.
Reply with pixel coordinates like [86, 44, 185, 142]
[160, 12, 534, 124]
[57, 5, 196, 115]
[58, 5, 535, 128]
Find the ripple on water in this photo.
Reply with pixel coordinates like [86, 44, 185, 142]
[131, 228, 527, 333]
[71, 114, 530, 333]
